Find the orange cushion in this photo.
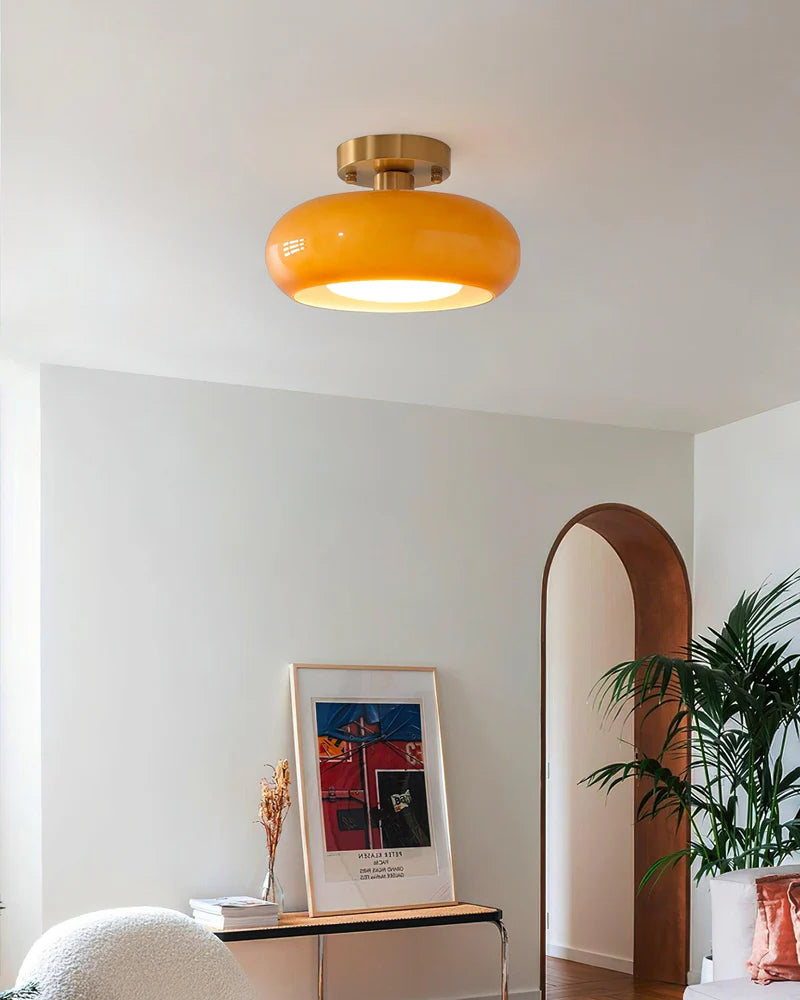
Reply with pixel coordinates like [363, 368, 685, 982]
[748, 874, 800, 984]
[786, 880, 800, 966]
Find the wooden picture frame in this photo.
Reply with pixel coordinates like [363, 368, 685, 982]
[290, 664, 457, 916]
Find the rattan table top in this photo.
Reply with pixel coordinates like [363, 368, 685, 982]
[214, 902, 502, 942]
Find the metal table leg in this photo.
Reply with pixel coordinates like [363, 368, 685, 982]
[496, 919, 509, 1000]
[318, 934, 326, 1000]
[316, 919, 504, 1000]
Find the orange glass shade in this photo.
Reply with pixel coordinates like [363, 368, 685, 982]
[265, 190, 520, 312]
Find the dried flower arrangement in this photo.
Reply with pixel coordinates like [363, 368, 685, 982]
[258, 759, 291, 906]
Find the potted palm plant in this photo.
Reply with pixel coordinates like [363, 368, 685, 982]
[583, 571, 800, 888]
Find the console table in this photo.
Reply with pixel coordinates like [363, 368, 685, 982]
[215, 902, 508, 1000]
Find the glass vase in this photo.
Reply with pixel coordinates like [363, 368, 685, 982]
[260, 862, 285, 914]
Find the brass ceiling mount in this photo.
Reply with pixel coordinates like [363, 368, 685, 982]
[336, 134, 452, 191]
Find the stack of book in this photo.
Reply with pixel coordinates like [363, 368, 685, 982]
[190, 895, 280, 930]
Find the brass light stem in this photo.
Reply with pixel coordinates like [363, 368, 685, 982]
[373, 170, 415, 191]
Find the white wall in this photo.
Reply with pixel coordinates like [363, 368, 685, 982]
[0, 364, 42, 985]
[695, 398, 800, 620]
[15, 364, 693, 999]
[692, 399, 800, 976]
[546, 524, 634, 974]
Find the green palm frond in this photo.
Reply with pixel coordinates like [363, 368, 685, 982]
[582, 570, 800, 889]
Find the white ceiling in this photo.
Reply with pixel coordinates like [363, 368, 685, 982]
[4, 0, 800, 432]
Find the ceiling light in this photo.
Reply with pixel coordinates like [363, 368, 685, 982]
[265, 134, 520, 313]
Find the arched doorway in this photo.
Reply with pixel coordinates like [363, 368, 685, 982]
[540, 503, 692, 992]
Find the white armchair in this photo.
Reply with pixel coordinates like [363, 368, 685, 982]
[15, 906, 256, 1000]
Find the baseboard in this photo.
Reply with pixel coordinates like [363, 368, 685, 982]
[546, 943, 633, 976]
[687, 969, 702, 986]
[452, 991, 537, 1000]
[465, 992, 539, 1000]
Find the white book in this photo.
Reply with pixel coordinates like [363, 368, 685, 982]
[194, 911, 279, 930]
[190, 896, 279, 916]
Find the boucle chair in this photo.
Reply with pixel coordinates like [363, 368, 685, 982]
[15, 906, 256, 1000]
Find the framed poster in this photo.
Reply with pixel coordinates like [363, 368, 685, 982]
[290, 664, 456, 916]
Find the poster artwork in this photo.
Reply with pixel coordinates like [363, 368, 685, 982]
[315, 701, 433, 881]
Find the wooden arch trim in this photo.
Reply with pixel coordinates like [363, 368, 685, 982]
[540, 503, 692, 990]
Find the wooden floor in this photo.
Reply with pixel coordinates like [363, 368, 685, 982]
[546, 957, 685, 1000]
